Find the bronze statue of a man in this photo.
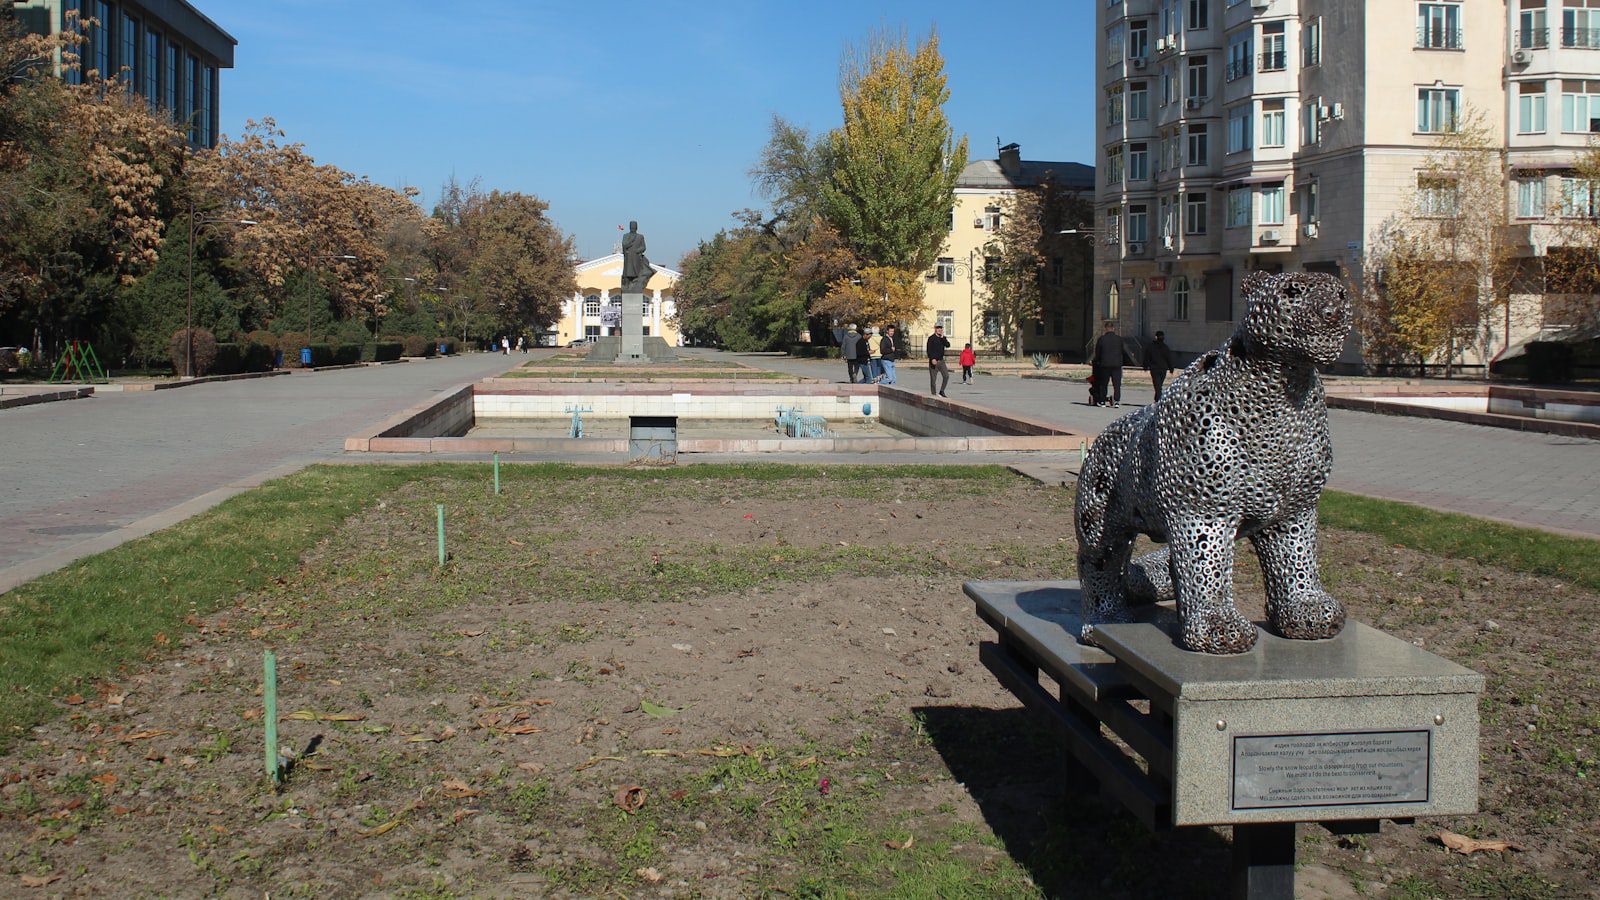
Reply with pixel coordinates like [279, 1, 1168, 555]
[621, 221, 653, 293]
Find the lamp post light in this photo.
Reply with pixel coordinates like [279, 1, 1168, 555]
[307, 254, 358, 365]
[185, 199, 256, 377]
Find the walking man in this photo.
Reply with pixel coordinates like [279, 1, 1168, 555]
[879, 325, 901, 386]
[1091, 321, 1136, 407]
[841, 325, 863, 384]
[926, 323, 951, 397]
[1144, 330, 1176, 401]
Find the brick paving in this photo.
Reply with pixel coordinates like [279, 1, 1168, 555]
[717, 351, 1600, 538]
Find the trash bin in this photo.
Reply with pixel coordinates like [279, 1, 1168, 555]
[300, 347, 312, 367]
[274, 349, 284, 369]
[437, 342, 447, 355]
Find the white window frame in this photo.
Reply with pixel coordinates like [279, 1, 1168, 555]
[1226, 187, 1250, 228]
[1172, 276, 1190, 320]
[1519, 84, 1548, 134]
[1185, 191, 1208, 234]
[1417, 86, 1461, 133]
[1261, 100, 1286, 146]
[1516, 177, 1547, 219]
[1259, 183, 1285, 225]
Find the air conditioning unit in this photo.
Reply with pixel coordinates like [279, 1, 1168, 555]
[1162, 234, 1176, 250]
[1317, 105, 1331, 120]
[1186, 97, 1205, 110]
[1161, 34, 1178, 52]
[1302, 222, 1319, 238]
[1329, 102, 1344, 119]
[1128, 242, 1145, 254]
[974, 217, 984, 229]
[1512, 49, 1532, 65]
[1260, 229, 1282, 243]
[1156, 37, 1168, 52]
[1251, 0, 1270, 10]
[1132, 57, 1147, 70]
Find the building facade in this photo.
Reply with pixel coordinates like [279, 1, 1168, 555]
[551, 254, 681, 347]
[919, 144, 1096, 356]
[15, 0, 236, 148]
[1096, 0, 1598, 368]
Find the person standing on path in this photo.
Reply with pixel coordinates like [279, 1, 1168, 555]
[959, 343, 976, 385]
[879, 325, 902, 386]
[1144, 330, 1176, 401]
[1091, 321, 1136, 407]
[926, 324, 951, 397]
[863, 327, 882, 383]
[841, 326, 863, 384]
[500, 336, 510, 355]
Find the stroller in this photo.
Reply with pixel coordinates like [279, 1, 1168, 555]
[1086, 370, 1100, 406]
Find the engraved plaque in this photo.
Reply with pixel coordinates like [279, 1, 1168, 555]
[1232, 730, 1430, 810]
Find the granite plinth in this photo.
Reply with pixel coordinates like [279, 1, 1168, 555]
[968, 580, 1483, 828]
[621, 291, 644, 361]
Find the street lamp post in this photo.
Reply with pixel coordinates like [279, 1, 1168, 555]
[185, 198, 256, 377]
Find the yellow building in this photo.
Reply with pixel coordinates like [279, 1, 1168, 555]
[916, 144, 1095, 356]
[550, 253, 682, 347]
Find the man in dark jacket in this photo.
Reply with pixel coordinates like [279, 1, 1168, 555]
[879, 325, 902, 386]
[1092, 321, 1137, 407]
[841, 326, 863, 383]
[1144, 330, 1177, 400]
[925, 324, 950, 397]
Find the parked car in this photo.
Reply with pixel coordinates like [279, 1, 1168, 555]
[567, 337, 596, 347]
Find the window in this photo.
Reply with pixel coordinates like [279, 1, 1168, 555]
[1188, 0, 1210, 30]
[164, 43, 178, 114]
[1517, 177, 1547, 218]
[1206, 279, 1232, 321]
[1160, 0, 1178, 37]
[1261, 99, 1286, 146]
[1185, 191, 1208, 234]
[199, 65, 214, 147]
[1417, 176, 1459, 217]
[935, 258, 955, 283]
[1303, 16, 1322, 65]
[1561, 176, 1600, 217]
[1227, 188, 1250, 228]
[1417, 3, 1463, 49]
[1128, 142, 1149, 180]
[1302, 180, 1319, 222]
[1035, 317, 1046, 337]
[1227, 104, 1252, 153]
[88, 1, 110, 78]
[983, 312, 1001, 338]
[1187, 55, 1208, 99]
[1161, 63, 1175, 106]
[1051, 257, 1064, 284]
[1417, 86, 1460, 132]
[937, 310, 955, 333]
[1127, 205, 1149, 243]
[1172, 276, 1190, 320]
[1159, 195, 1175, 245]
[143, 29, 159, 112]
[1260, 22, 1286, 71]
[983, 205, 1002, 231]
[1053, 310, 1066, 336]
[119, 12, 137, 85]
[1303, 100, 1323, 144]
[1107, 25, 1125, 65]
[1107, 88, 1124, 126]
[1561, 79, 1600, 132]
[584, 325, 601, 338]
[584, 296, 601, 316]
[1519, 1, 1549, 49]
[1105, 145, 1125, 185]
[1563, 0, 1600, 48]
[1130, 20, 1150, 59]
[1106, 282, 1120, 319]
[1105, 207, 1122, 245]
[1519, 81, 1548, 134]
[1186, 123, 1208, 166]
[984, 255, 1000, 282]
[1226, 33, 1251, 82]
[186, 54, 199, 143]
[1129, 82, 1149, 119]
[1259, 183, 1285, 225]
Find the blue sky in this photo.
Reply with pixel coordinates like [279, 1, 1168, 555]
[207, 1, 1095, 266]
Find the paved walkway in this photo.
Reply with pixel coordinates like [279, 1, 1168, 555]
[709, 350, 1600, 538]
[0, 354, 519, 587]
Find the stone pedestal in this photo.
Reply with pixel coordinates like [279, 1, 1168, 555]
[621, 292, 644, 362]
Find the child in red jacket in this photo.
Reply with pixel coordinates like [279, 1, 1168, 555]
[959, 344, 976, 385]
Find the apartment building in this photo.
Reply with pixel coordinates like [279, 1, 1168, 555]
[920, 144, 1095, 356]
[1096, 0, 1598, 368]
[14, 0, 236, 148]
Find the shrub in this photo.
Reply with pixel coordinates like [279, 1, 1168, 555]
[400, 335, 433, 358]
[212, 343, 244, 375]
[167, 328, 218, 376]
[440, 338, 460, 356]
[371, 342, 403, 362]
[247, 330, 277, 351]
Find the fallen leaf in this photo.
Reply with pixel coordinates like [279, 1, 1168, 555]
[105, 693, 125, 706]
[636, 866, 663, 883]
[576, 756, 625, 771]
[641, 748, 683, 758]
[153, 633, 169, 646]
[516, 762, 545, 775]
[281, 710, 366, 722]
[109, 805, 135, 816]
[669, 789, 688, 801]
[89, 773, 117, 787]
[1435, 830, 1523, 855]
[507, 538, 524, 547]
[241, 708, 261, 721]
[442, 778, 481, 798]
[359, 819, 402, 838]
[613, 785, 647, 814]
[457, 629, 486, 638]
[885, 835, 915, 851]
[116, 730, 171, 743]
[498, 724, 543, 736]
[19, 873, 61, 888]
[406, 726, 457, 744]
[63, 695, 85, 706]
[793, 755, 818, 768]
[640, 699, 683, 718]
[695, 745, 756, 758]
[452, 808, 480, 824]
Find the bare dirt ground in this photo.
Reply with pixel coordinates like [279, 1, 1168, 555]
[0, 468, 1593, 898]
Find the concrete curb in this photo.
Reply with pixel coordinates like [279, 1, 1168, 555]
[1327, 395, 1600, 441]
[95, 370, 290, 392]
[0, 460, 308, 596]
[0, 387, 94, 409]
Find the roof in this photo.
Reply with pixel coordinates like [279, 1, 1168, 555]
[129, 0, 238, 66]
[575, 252, 681, 281]
[957, 159, 1095, 192]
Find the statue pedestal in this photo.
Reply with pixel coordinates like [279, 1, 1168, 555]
[620, 292, 645, 362]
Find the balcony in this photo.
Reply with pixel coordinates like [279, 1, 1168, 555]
[1225, 58, 1251, 82]
[1258, 49, 1286, 72]
[1417, 26, 1463, 50]
[1516, 28, 1549, 50]
[1562, 26, 1600, 49]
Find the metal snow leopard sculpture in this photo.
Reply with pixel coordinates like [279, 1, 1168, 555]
[1074, 271, 1353, 655]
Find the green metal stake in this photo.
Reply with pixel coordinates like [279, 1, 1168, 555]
[436, 504, 446, 566]
[263, 650, 279, 784]
[493, 453, 501, 495]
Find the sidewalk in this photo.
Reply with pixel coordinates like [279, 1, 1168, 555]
[705, 350, 1600, 538]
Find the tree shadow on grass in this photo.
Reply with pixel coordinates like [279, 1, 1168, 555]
[913, 705, 1231, 900]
